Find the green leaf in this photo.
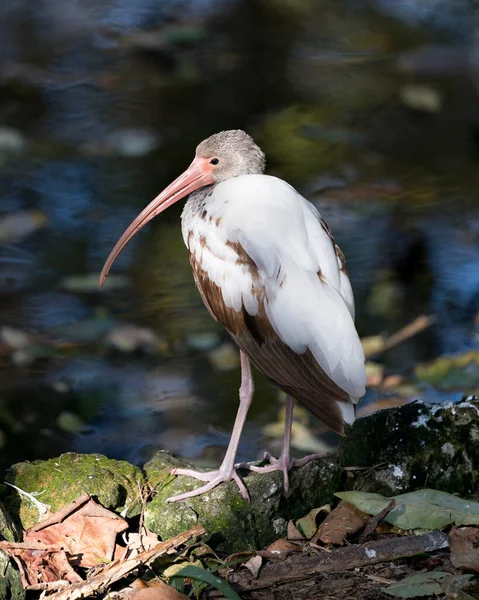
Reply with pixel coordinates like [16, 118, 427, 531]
[171, 565, 241, 600]
[335, 489, 479, 530]
[169, 576, 185, 593]
[382, 571, 473, 598]
[296, 507, 327, 538]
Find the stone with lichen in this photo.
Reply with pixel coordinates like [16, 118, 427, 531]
[0, 502, 25, 600]
[338, 399, 479, 498]
[0, 548, 24, 600]
[143, 450, 341, 552]
[3, 453, 144, 530]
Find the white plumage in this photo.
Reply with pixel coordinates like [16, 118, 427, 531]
[182, 174, 366, 401]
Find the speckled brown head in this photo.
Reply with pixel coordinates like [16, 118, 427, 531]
[99, 130, 265, 286]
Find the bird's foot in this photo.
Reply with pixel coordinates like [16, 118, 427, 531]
[236, 451, 329, 496]
[166, 466, 249, 503]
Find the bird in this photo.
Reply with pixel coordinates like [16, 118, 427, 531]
[100, 130, 367, 503]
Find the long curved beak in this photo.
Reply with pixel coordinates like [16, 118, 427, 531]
[99, 157, 214, 286]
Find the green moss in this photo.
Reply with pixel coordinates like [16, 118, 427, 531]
[0, 501, 20, 542]
[4, 453, 144, 530]
[144, 450, 341, 552]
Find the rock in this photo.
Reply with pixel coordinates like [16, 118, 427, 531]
[0, 549, 24, 600]
[0, 503, 23, 600]
[339, 400, 479, 497]
[143, 450, 341, 553]
[4, 453, 144, 530]
[0, 501, 20, 542]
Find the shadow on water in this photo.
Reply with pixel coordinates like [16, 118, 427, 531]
[0, 0, 478, 472]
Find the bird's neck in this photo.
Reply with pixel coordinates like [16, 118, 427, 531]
[181, 185, 215, 222]
[180, 184, 216, 243]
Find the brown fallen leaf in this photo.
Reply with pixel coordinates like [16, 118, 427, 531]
[312, 501, 369, 545]
[47, 525, 206, 600]
[126, 527, 161, 554]
[27, 493, 128, 567]
[287, 519, 305, 540]
[259, 538, 301, 561]
[0, 493, 129, 589]
[0, 546, 82, 588]
[125, 580, 189, 600]
[243, 555, 262, 579]
[450, 527, 479, 572]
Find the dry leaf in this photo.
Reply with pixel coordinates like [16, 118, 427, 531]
[27, 495, 128, 567]
[260, 538, 300, 561]
[125, 580, 189, 600]
[287, 519, 304, 540]
[243, 555, 262, 579]
[126, 528, 160, 554]
[0, 545, 82, 588]
[0, 493, 128, 588]
[312, 501, 369, 545]
[450, 527, 479, 572]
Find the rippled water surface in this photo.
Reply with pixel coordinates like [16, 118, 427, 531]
[0, 0, 478, 472]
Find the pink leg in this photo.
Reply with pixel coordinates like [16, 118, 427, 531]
[239, 395, 329, 495]
[166, 351, 254, 503]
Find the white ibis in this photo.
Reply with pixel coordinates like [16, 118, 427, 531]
[100, 130, 366, 502]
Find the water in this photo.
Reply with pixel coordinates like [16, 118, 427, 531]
[0, 0, 478, 473]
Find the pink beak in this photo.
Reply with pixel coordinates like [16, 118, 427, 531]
[99, 157, 214, 286]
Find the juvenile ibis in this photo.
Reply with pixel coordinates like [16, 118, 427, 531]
[100, 130, 366, 502]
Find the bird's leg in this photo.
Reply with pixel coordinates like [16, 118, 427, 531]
[239, 395, 329, 495]
[166, 351, 254, 503]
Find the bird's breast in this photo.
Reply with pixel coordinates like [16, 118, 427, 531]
[181, 195, 262, 317]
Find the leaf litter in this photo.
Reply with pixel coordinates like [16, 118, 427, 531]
[2, 488, 479, 599]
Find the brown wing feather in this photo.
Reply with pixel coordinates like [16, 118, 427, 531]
[189, 249, 352, 435]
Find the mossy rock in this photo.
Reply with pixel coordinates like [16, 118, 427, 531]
[0, 499, 20, 543]
[143, 450, 341, 553]
[339, 400, 479, 497]
[0, 549, 24, 600]
[0, 500, 23, 600]
[4, 453, 144, 530]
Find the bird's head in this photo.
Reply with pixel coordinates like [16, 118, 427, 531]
[99, 130, 265, 286]
[195, 130, 265, 182]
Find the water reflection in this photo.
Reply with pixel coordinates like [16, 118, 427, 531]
[0, 0, 478, 472]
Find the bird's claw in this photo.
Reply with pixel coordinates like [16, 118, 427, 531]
[236, 451, 329, 496]
[166, 467, 249, 503]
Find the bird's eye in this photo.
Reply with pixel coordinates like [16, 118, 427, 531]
[210, 158, 220, 165]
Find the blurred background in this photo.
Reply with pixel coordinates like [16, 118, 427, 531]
[0, 0, 478, 473]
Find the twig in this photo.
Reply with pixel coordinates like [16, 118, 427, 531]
[26, 581, 70, 591]
[364, 574, 395, 585]
[363, 314, 435, 359]
[0, 541, 63, 552]
[29, 493, 90, 531]
[230, 530, 449, 590]
[44, 524, 206, 600]
[360, 499, 396, 541]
